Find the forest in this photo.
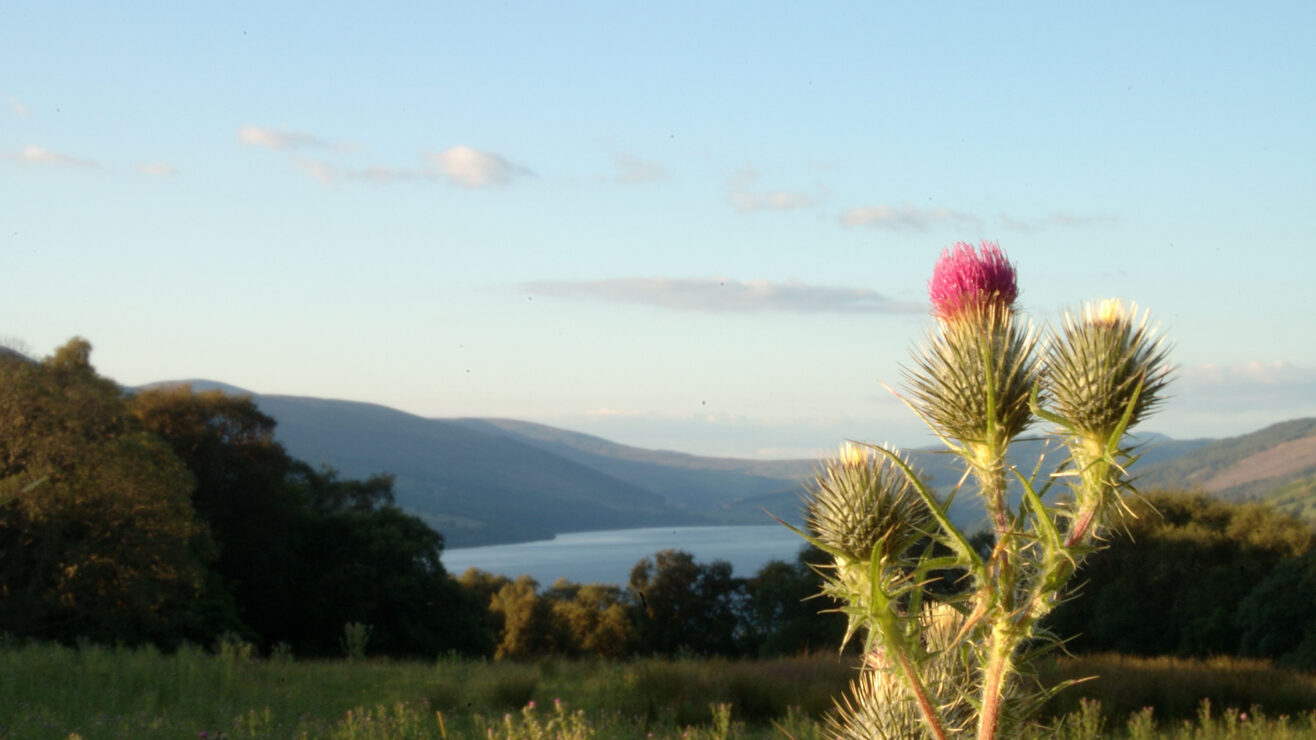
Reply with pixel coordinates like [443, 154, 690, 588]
[3, 337, 1315, 673]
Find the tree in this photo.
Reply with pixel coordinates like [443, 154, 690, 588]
[132, 384, 493, 657]
[742, 545, 845, 656]
[487, 575, 556, 659]
[628, 549, 747, 656]
[1236, 549, 1316, 668]
[0, 339, 211, 644]
[129, 384, 302, 641]
[1046, 489, 1313, 657]
[545, 579, 637, 658]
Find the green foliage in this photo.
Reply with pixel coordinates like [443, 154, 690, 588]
[4, 643, 1316, 739]
[341, 622, 372, 661]
[0, 339, 211, 645]
[741, 546, 846, 657]
[1236, 548, 1316, 668]
[545, 580, 638, 658]
[1047, 490, 1314, 658]
[132, 383, 494, 658]
[629, 549, 746, 657]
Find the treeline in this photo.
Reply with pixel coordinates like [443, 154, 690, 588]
[7, 339, 1316, 666]
[457, 546, 846, 660]
[0, 338, 844, 660]
[1046, 489, 1316, 669]
[0, 339, 488, 657]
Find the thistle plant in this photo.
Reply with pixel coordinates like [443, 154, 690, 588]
[797, 241, 1172, 740]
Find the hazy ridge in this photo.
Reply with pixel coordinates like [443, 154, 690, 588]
[151, 381, 1316, 546]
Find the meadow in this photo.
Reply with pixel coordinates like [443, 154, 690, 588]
[5, 642, 1316, 739]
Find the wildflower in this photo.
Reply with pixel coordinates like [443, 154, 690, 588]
[928, 240, 1019, 323]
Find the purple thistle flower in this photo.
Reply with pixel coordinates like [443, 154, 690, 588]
[928, 240, 1019, 321]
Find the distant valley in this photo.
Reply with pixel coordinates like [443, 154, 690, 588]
[148, 381, 1316, 547]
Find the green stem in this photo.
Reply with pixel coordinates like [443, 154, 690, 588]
[977, 625, 1014, 740]
[891, 646, 949, 740]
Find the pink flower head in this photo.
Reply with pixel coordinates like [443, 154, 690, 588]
[928, 240, 1018, 321]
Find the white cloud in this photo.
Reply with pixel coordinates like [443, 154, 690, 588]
[521, 277, 923, 314]
[9, 145, 100, 168]
[1147, 361, 1316, 439]
[998, 210, 1119, 232]
[610, 153, 667, 183]
[840, 203, 980, 231]
[238, 124, 331, 150]
[426, 146, 529, 188]
[137, 161, 178, 176]
[8, 97, 29, 116]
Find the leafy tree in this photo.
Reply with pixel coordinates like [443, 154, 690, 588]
[742, 545, 845, 656]
[545, 579, 637, 658]
[1236, 549, 1316, 668]
[628, 549, 747, 656]
[1047, 489, 1312, 657]
[289, 473, 492, 657]
[129, 385, 302, 641]
[131, 384, 493, 657]
[0, 339, 211, 644]
[487, 575, 556, 659]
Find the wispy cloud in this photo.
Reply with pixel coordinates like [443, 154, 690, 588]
[137, 161, 178, 177]
[8, 97, 29, 116]
[238, 124, 332, 151]
[840, 203, 980, 231]
[521, 277, 923, 314]
[998, 211, 1119, 232]
[8, 145, 100, 168]
[426, 146, 530, 187]
[730, 190, 819, 212]
[292, 157, 427, 185]
[1178, 361, 1316, 399]
[609, 153, 667, 184]
[726, 163, 821, 212]
[1150, 361, 1316, 438]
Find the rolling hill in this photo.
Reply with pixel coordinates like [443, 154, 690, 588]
[1134, 418, 1316, 521]
[152, 382, 821, 547]
[150, 381, 1278, 547]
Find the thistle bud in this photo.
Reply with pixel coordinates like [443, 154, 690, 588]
[906, 242, 1040, 462]
[1044, 299, 1171, 440]
[805, 444, 931, 567]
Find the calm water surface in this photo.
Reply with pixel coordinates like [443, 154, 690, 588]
[443, 525, 808, 586]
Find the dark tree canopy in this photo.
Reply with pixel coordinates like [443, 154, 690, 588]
[1047, 489, 1314, 658]
[131, 383, 492, 658]
[0, 339, 210, 644]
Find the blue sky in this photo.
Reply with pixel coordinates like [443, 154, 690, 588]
[4, 2, 1314, 458]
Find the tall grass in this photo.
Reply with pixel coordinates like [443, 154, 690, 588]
[3, 642, 1316, 738]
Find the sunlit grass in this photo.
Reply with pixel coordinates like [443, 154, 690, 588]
[4, 642, 1316, 738]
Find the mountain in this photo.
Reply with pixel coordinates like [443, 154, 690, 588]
[452, 418, 816, 522]
[145, 380, 1229, 547]
[1134, 418, 1316, 521]
[150, 381, 820, 547]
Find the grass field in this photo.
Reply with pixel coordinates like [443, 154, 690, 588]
[4, 642, 1316, 738]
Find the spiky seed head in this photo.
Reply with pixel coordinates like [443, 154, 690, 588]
[1044, 299, 1172, 439]
[805, 443, 932, 566]
[903, 311, 1042, 450]
[928, 240, 1019, 324]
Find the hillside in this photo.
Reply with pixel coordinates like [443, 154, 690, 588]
[1135, 418, 1316, 521]
[152, 382, 821, 547]
[147, 380, 1234, 547]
